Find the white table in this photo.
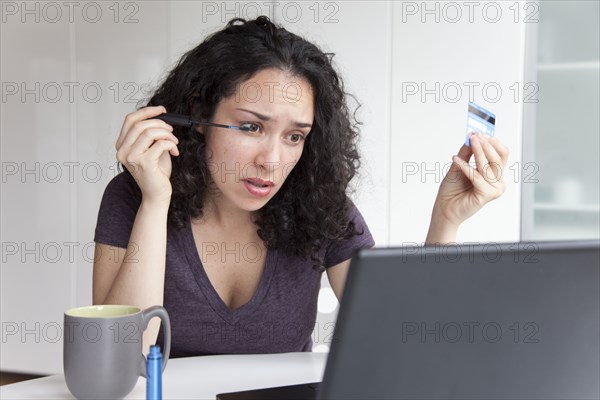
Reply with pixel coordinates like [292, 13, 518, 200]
[0, 352, 327, 399]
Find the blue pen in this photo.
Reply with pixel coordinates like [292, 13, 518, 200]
[146, 345, 162, 400]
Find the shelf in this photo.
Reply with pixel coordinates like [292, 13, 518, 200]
[537, 61, 600, 71]
[534, 202, 600, 213]
[532, 226, 600, 241]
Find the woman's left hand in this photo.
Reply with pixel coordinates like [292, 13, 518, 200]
[431, 133, 510, 232]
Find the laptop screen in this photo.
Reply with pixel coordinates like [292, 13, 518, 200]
[319, 240, 600, 400]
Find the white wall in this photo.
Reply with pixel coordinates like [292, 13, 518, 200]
[1, 1, 523, 374]
[390, 1, 524, 244]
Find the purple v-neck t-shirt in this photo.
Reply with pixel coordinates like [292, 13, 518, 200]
[94, 171, 375, 357]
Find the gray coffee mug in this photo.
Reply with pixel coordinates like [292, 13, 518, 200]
[63, 305, 171, 399]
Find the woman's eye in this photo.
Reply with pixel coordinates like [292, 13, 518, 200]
[288, 133, 305, 144]
[240, 122, 261, 133]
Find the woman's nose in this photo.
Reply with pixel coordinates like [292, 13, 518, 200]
[253, 136, 281, 168]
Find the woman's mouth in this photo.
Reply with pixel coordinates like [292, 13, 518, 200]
[242, 178, 274, 197]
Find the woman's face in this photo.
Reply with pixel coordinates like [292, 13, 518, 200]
[202, 68, 314, 213]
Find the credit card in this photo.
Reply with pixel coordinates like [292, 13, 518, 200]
[465, 102, 496, 147]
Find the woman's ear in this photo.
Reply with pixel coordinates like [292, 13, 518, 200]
[190, 100, 210, 136]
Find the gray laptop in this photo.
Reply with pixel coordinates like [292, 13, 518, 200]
[217, 240, 600, 399]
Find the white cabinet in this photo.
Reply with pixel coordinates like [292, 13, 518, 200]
[522, 0, 600, 240]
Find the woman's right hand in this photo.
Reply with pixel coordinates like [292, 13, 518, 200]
[116, 105, 179, 204]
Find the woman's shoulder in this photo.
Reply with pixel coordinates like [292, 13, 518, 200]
[94, 170, 142, 248]
[346, 198, 365, 221]
[344, 197, 371, 235]
[101, 170, 142, 203]
[321, 198, 375, 268]
[105, 169, 139, 190]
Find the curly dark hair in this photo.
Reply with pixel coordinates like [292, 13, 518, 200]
[143, 16, 363, 271]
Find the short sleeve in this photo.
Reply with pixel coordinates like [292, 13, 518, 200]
[323, 201, 375, 268]
[93, 171, 142, 249]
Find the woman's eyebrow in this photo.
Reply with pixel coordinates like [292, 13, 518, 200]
[236, 108, 312, 129]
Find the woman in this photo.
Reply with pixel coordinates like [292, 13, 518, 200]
[93, 16, 508, 357]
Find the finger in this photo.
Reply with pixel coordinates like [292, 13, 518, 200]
[117, 127, 177, 167]
[145, 139, 180, 162]
[470, 134, 489, 176]
[453, 154, 505, 203]
[488, 137, 509, 164]
[456, 142, 473, 162]
[116, 105, 167, 149]
[452, 155, 484, 187]
[478, 141, 504, 184]
[480, 137, 503, 165]
[126, 128, 179, 161]
[118, 120, 176, 154]
[480, 136, 509, 184]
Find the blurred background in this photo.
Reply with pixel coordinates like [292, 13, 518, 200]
[1, 0, 598, 376]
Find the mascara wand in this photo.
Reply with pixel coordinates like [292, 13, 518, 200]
[154, 113, 252, 132]
[154, 113, 198, 128]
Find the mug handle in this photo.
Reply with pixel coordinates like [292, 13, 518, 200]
[139, 305, 171, 377]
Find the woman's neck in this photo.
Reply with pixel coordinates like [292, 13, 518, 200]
[195, 192, 257, 232]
